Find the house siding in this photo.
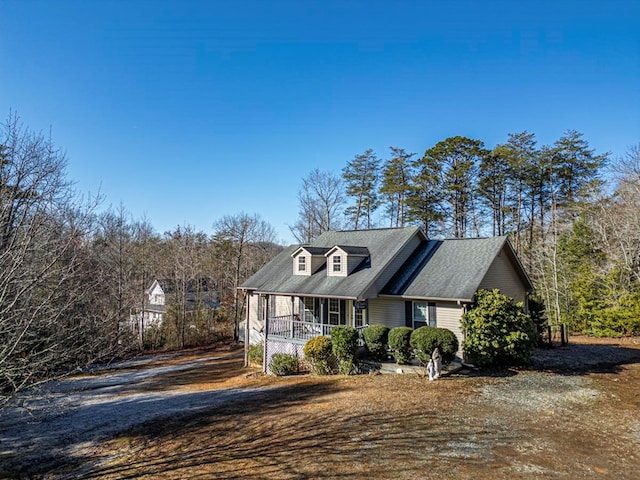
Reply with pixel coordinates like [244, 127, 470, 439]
[368, 298, 406, 329]
[434, 302, 465, 355]
[369, 298, 464, 356]
[478, 248, 527, 304]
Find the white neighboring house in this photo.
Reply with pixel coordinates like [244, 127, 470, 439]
[130, 278, 219, 332]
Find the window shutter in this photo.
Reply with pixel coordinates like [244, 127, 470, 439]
[321, 299, 328, 323]
[314, 298, 320, 319]
[428, 302, 437, 327]
[340, 299, 346, 325]
[405, 301, 413, 327]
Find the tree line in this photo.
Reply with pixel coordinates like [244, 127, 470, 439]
[2, 110, 638, 401]
[291, 132, 640, 337]
[0, 113, 280, 401]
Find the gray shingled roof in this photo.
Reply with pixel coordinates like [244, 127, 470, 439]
[241, 228, 533, 302]
[292, 246, 331, 256]
[383, 236, 526, 301]
[330, 245, 370, 256]
[240, 227, 424, 299]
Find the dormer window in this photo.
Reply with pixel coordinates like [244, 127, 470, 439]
[332, 255, 341, 273]
[325, 245, 369, 277]
[292, 246, 329, 276]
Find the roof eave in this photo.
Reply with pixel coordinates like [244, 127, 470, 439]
[378, 293, 473, 303]
[243, 289, 359, 300]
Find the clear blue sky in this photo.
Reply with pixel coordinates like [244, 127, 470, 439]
[1, 1, 638, 244]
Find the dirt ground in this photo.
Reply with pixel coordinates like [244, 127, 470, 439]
[1, 336, 639, 480]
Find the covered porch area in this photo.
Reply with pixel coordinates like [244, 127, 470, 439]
[254, 293, 369, 343]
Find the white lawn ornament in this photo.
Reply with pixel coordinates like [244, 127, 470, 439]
[432, 347, 442, 379]
[427, 358, 436, 381]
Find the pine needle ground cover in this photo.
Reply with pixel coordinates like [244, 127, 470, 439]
[1, 337, 638, 479]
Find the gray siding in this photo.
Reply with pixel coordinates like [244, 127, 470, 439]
[370, 298, 465, 356]
[479, 248, 527, 304]
[368, 298, 406, 329]
[435, 302, 465, 355]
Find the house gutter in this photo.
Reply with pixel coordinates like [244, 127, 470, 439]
[377, 293, 473, 304]
[242, 289, 359, 301]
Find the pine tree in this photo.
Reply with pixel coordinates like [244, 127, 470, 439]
[380, 147, 415, 227]
[342, 149, 380, 230]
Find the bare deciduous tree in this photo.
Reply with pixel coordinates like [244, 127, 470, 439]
[213, 213, 279, 341]
[290, 169, 345, 243]
[0, 113, 108, 401]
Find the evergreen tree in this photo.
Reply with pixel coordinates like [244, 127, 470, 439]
[478, 148, 509, 236]
[342, 149, 380, 230]
[551, 129, 608, 208]
[407, 146, 443, 238]
[417, 136, 487, 238]
[380, 147, 415, 228]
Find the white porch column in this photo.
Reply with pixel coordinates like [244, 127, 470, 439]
[263, 294, 270, 374]
[244, 292, 251, 367]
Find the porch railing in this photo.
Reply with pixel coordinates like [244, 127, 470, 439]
[267, 315, 367, 343]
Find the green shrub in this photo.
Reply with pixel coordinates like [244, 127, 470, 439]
[269, 353, 299, 376]
[388, 327, 413, 364]
[410, 326, 459, 366]
[461, 289, 537, 367]
[362, 324, 389, 361]
[303, 336, 336, 375]
[330, 326, 359, 375]
[248, 343, 263, 365]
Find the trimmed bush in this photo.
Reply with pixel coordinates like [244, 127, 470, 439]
[330, 326, 359, 375]
[362, 324, 389, 361]
[434, 328, 459, 365]
[303, 336, 336, 375]
[269, 353, 299, 376]
[410, 326, 459, 366]
[388, 327, 413, 365]
[461, 289, 537, 367]
[248, 343, 263, 365]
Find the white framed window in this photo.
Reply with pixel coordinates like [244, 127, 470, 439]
[303, 297, 316, 322]
[413, 301, 436, 329]
[332, 255, 341, 273]
[298, 256, 306, 272]
[355, 307, 366, 328]
[329, 298, 340, 325]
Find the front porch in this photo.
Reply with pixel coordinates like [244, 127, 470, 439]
[267, 315, 367, 343]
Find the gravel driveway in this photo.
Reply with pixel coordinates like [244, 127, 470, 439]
[0, 350, 272, 475]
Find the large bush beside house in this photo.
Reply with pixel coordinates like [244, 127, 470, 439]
[362, 324, 389, 361]
[303, 336, 336, 375]
[410, 326, 459, 366]
[330, 326, 359, 375]
[461, 289, 537, 366]
[388, 327, 413, 364]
